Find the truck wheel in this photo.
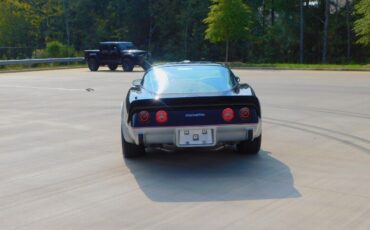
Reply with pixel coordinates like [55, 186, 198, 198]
[108, 64, 118, 71]
[237, 135, 261, 155]
[122, 59, 134, 72]
[121, 129, 145, 159]
[87, 58, 99, 71]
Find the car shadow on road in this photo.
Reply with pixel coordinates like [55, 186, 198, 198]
[125, 149, 301, 202]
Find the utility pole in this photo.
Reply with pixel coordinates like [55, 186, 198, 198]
[63, 0, 71, 56]
[322, 0, 329, 64]
[262, 0, 266, 33]
[299, 0, 304, 63]
[184, 0, 192, 59]
[148, 0, 155, 52]
[271, 0, 275, 26]
[345, 0, 351, 60]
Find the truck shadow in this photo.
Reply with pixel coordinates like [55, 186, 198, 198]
[86, 68, 145, 73]
[125, 149, 300, 202]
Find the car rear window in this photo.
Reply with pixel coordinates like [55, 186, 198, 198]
[142, 65, 236, 95]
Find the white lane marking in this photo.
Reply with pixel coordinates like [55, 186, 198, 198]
[0, 85, 86, 91]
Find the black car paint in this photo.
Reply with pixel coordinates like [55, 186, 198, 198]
[124, 63, 261, 127]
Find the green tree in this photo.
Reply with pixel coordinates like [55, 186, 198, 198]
[0, 0, 368, 63]
[204, 0, 252, 62]
[0, 1, 33, 46]
[0, 0, 37, 59]
[354, 0, 370, 46]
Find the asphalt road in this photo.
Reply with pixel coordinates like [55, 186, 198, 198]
[1, 67, 370, 230]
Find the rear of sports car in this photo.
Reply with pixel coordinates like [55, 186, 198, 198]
[121, 95, 262, 158]
[121, 63, 262, 158]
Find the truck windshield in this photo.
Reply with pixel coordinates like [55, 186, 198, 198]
[142, 65, 236, 95]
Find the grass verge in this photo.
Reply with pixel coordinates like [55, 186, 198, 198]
[0, 63, 85, 73]
[2, 61, 369, 73]
[228, 62, 370, 71]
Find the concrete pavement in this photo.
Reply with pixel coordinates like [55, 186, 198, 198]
[0, 68, 370, 229]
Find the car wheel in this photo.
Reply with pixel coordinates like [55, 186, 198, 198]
[87, 58, 99, 71]
[122, 58, 134, 72]
[121, 129, 145, 158]
[237, 135, 261, 155]
[108, 64, 118, 71]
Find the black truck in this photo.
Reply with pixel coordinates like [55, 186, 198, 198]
[84, 41, 150, 72]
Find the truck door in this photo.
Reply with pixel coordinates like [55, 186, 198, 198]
[111, 45, 120, 64]
[99, 44, 110, 64]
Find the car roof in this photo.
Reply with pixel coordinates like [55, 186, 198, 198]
[151, 61, 227, 69]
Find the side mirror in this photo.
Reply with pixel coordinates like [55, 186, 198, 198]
[235, 76, 240, 83]
[132, 79, 142, 87]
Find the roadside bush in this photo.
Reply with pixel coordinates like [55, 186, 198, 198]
[33, 49, 47, 58]
[46, 41, 77, 58]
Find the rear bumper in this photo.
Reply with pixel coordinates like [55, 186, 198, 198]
[122, 121, 262, 147]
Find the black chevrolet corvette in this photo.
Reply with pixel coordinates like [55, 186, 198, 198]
[121, 62, 262, 158]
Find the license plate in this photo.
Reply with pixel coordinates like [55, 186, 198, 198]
[177, 129, 214, 147]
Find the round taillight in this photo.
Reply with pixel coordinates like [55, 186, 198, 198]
[222, 108, 234, 122]
[239, 107, 251, 119]
[138, 111, 150, 123]
[156, 110, 168, 124]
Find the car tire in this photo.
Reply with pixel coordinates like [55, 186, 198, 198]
[108, 64, 118, 71]
[121, 129, 145, 158]
[122, 58, 134, 72]
[237, 135, 262, 155]
[87, 58, 99, 71]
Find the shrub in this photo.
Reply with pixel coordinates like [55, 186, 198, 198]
[46, 41, 77, 58]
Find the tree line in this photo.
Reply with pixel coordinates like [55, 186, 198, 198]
[0, 0, 369, 63]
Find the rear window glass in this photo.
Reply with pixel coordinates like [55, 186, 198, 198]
[142, 65, 235, 95]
